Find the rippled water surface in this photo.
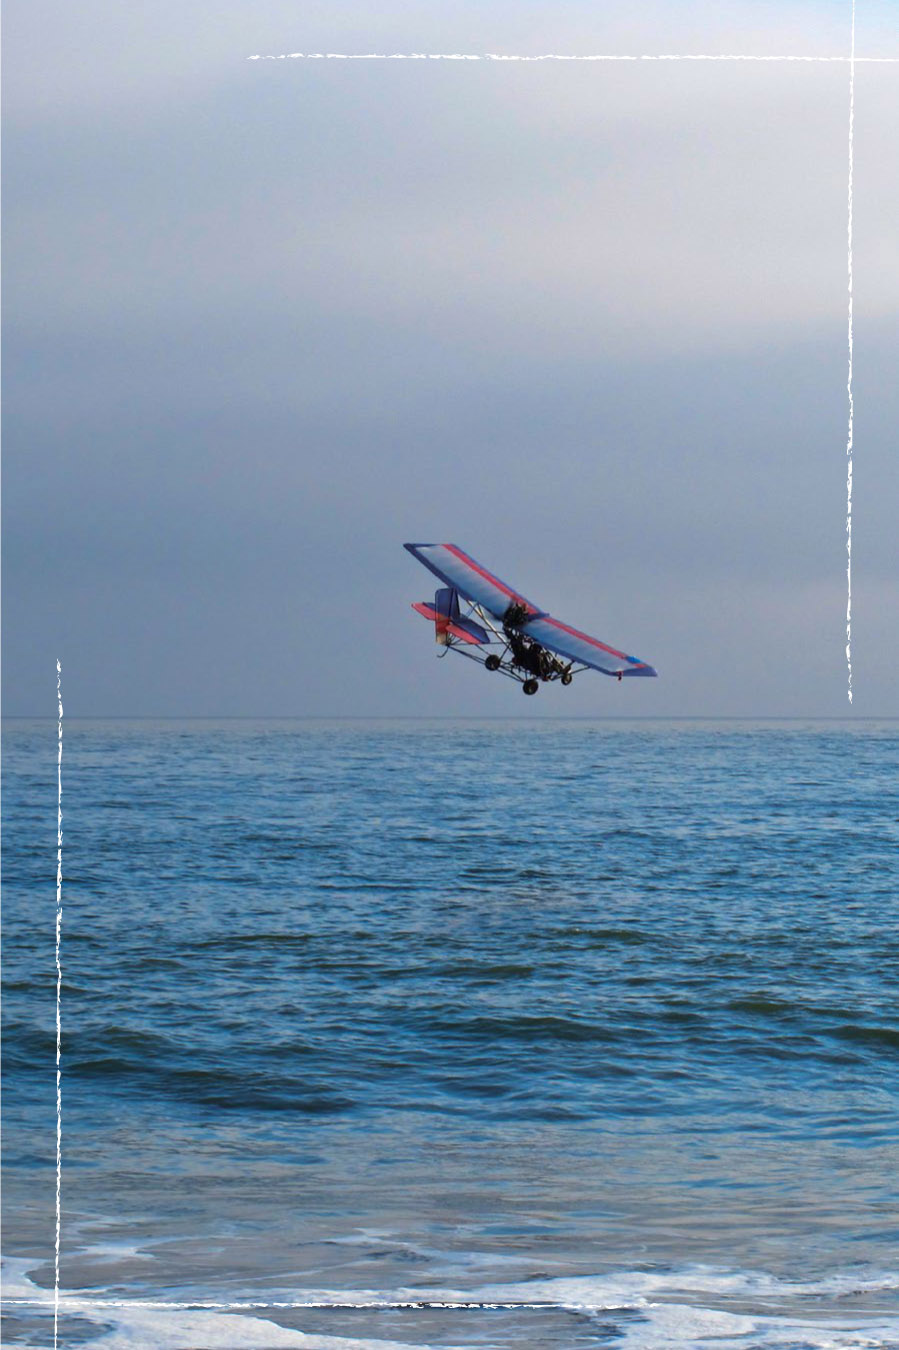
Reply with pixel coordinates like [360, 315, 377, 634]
[3, 719, 898, 1348]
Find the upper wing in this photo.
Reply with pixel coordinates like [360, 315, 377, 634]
[403, 543, 543, 621]
[522, 614, 657, 677]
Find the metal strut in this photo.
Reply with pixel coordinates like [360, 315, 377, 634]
[437, 598, 584, 688]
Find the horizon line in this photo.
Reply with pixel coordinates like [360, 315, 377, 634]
[5, 714, 898, 723]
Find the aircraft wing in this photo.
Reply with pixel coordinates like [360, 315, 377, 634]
[403, 543, 544, 621]
[521, 614, 657, 678]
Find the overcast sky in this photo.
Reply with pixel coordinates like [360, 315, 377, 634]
[4, 1, 898, 717]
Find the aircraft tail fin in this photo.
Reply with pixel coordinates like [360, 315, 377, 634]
[411, 588, 489, 646]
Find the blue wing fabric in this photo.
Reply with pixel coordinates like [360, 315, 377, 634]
[521, 615, 657, 677]
[403, 543, 543, 621]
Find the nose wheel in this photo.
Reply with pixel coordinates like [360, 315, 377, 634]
[522, 679, 539, 696]
[485, 653, 501, 671]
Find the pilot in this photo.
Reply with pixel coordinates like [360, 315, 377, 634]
[502, 601, 530, 632]
[508, 632, 528, 666]
[523, 640, 545, 678]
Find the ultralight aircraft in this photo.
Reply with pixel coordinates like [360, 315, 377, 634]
[405, 542, 657, 695]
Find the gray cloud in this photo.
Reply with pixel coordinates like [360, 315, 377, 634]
[4, 2, 897, 716]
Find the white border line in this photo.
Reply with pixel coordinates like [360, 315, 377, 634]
[249, 32, 899, 706]
[55, 660, 64, 1349]
[846, 3, 856, 702]
[13, 1295, 569, 1311]
[248, 52, 897, 62]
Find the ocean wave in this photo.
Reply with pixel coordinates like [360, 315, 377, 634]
[5, 1256, 899, 1350]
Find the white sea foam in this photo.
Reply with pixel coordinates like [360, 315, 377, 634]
[67, 1308, 424, 1350]
[5, 1254, 899, 1350]
[3, 1254, 51, 1299]
[67, 1241, 157, 1265]
[461, 1267, 899, 1349]
[465, 1263, 899, 1305]
[0, 1257, 425, 1350]
[617, 1303, 899, 1350]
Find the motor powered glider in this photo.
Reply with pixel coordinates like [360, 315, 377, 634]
[405, 542, 657, 695]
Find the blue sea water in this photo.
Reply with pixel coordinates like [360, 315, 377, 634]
[3, 718, 898, 1349]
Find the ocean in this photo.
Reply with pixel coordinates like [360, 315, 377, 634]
[3, 718, 898, 1348]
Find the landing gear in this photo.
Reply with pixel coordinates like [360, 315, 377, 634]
[485, 653, 501, 671]
[561, 671, 573, 686]
[522, 679, 539, 696]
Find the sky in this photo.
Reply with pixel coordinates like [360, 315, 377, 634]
[4, 1, 898, 717]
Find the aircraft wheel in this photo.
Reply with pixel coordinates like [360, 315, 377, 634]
[561, 672, 573, 686]
[485, 654, 501, 671]
[522, 679, 539, 696]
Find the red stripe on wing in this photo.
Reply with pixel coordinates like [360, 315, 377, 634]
[443, 544, 541, 616]
[539, 615, 631, 662]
